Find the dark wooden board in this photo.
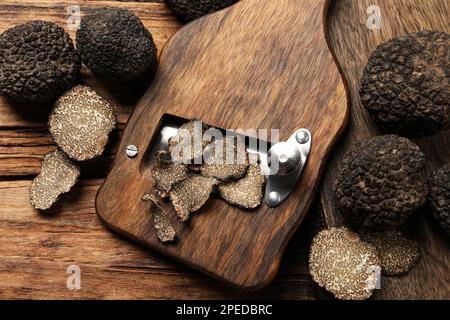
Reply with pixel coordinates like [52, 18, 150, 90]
[96, 0, 348, 289]
[323, 0, 450, 299]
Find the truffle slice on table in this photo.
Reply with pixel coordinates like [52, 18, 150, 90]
[218, 160, 265, 209]
[169, 175, 219, 222]
[360, 230, 420, 275]
[168, 120, 212, 164]
[49, 85, 116, 161]
[142, 193, 176, 243]
[309, 227, 381, 300]
[201, 135, 249, 181]
[428, 164, 450, 237]
[334, 135, 428, 230]
[29, 150, 80, 211]
[164, 0, 240, 23]
[360, 31, 450, 136]
[0, 20, 81, 103]
[76, 7, 157, 82]
[151, 151, 188, 198]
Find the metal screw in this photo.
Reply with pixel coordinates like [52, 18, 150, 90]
[267, 191, 281, 207]
[126, 145, 138, 158]
[296, 130, 310, 144]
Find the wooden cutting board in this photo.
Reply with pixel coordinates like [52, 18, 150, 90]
[96, 0, 348, 289]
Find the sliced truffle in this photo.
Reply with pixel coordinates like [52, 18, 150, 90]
[164, 0, 239, 23]
[142, 193, 176, 243]
[218, 163, 265, 209]
[49, 85, 116, 161]
[428, 164, 450, 237]
[201, 135, 249, 181]
[309, 227, 380, 300]
[168, 120, 212, 164]
[334, 135, 428, 230]
[29, 149, 80, 211]
[151, 151, 187, 197]
[0, 20, 81, 102]
[360, 230, 420, 275]
[76, 7, 157, 82]
[169, 175, 218, 221]
[360, 31, 450, 136]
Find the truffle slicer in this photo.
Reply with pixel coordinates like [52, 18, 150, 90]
[96, 0, 348, 290]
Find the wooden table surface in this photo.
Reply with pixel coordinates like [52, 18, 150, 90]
[0, 0, 448, 299]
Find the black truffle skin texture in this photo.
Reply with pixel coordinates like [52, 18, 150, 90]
[76, 7, 157, 82]
[428, 164, 450, 237]
[334, 135, 428, 230]
[164, 0, 239, 23]
[0, 20, 81, 103]
[360, 31, 450, 137]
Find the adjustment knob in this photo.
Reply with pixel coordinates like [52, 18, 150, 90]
[268, 142, 302, 176]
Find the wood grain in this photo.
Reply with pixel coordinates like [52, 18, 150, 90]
[0, 179, 316, 299]
[324, 0, 450, 299]
[96, 0, 348, 289]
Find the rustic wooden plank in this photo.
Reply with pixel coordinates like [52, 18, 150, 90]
[0, 179, 315, 299]
[0, 128, 122, 177]
[324, 0, 450, 299]
[1, 0, 448, 300]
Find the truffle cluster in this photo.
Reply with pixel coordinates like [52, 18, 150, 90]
[76, 7, 157, 82]
[164, 0, 239, 22]
[30, 85, 116, 211]
[148, 120, 266, 242]
[0, 20, 81, 102]
[428, 164, 450, 237]
[335, 135, 428, 230]
[360, 31, 450, 136]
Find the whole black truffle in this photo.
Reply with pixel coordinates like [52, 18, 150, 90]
[335, 135, 428, 230]
[76, 7, 157, 82]
[428, 164, 450, 236]
[164, 0, 239, 23]
[0, 20, 81, 103]
[360, 31, 450, 136]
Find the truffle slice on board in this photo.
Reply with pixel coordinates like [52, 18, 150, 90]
[334, 135, 428, 230]
[428, 164, 450, 237]
[360, 31, 450, 136]
[309, 227, 380, 300]
[201, 135, 249, 181]
[218, 159, 265, 209]
[0, 20, 81, 103]
[169, 175, 219, 222]
[49, 85, 116, 161]
[151, 151, 188, 198]
[360, 230, 420, 275]
[164, 0, 240, 23]
[142, 193, 176, 243]
[29, 149, 80, 211]
[168, 120, 212, 164]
